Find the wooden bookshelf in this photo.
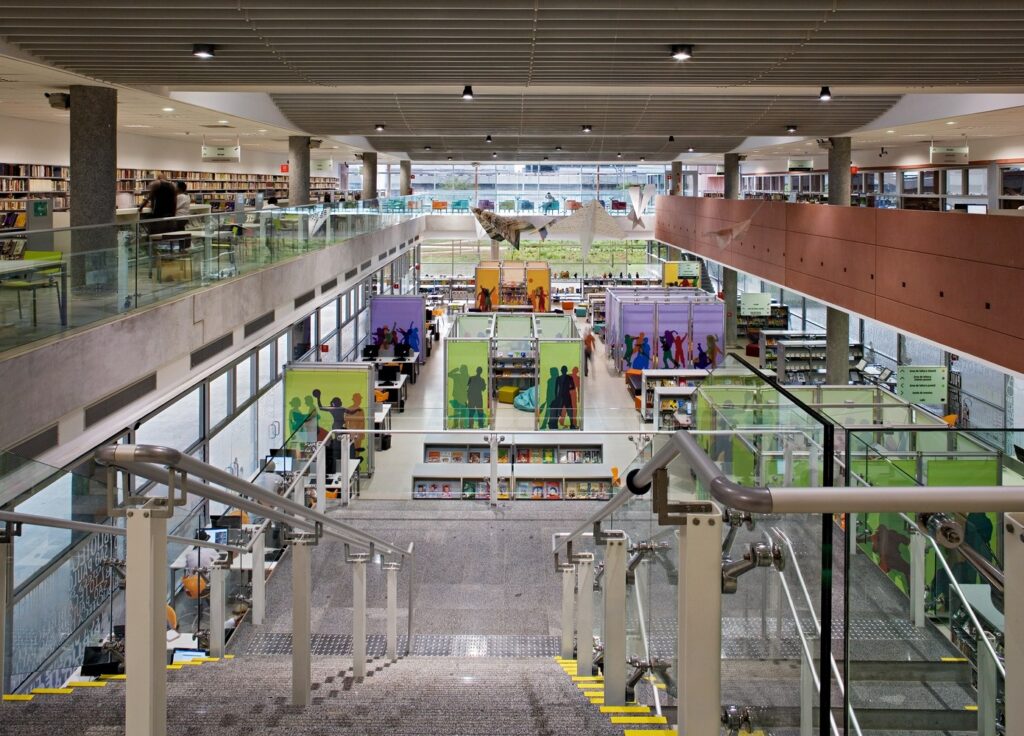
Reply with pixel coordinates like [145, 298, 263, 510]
[0, 164, 71, 230]
[115, 168, 338, 211]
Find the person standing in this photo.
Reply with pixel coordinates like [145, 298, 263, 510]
[583, 329, 595, 377]
[174, 180, 191, 219]
[466, 367, 487, 428]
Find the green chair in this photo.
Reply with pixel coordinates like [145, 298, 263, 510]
[0, 250, 63, 326]
[499, 200, 516, 212]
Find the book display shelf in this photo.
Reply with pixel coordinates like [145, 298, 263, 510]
[775, 339, 865, 385]
[758, 330, 825, 371]
[412, 434, 612, 501]
[115, 168, 338, 210]
[0, 164, 70, 229]
[736, 305, 790, 343]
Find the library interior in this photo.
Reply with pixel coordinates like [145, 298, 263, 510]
[2, 3, 1024, 735]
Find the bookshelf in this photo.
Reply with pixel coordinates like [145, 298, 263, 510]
[0, 164, 71, 231]
[775, 339, 865, 385]
[115, 168, 338, 211]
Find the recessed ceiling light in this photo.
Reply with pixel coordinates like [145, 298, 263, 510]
[462, 85, 474, 100]
[616, 152, 622, 158]
[161, 107, 174, 112]
[543, 156, 549, 161]
[819, 86, 832, 101]
[257, 129, 267, 133]
[671, 44, 693, 61]
[668, 135, 675, 142]
[424, 145, 432, 151]
[192, 43, 216, 59]
[555, 145, 562, 151]
[688, 147, 694, 152]
[640, 156, 646, 162]
[581, 125, 592, 133]
[886, 129, 895, 134]
[485, 134, 492, 143]
[447, 156, 453, 161]
[374, 123, 385, 132]
[124, 124, 151, 128]
[217, 120, 229, 124]
[786, 124, 798, 133]
[492, 151, 497, 158]
[946, 120, 957, 125]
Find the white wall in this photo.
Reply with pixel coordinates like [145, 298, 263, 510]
[0, 113, 286, 174]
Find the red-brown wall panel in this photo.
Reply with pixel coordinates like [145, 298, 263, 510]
[655, 194, 1024, 374]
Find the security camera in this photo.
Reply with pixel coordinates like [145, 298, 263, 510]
[45, 92, 70, 110]
[816, 138, 833, 151]
[879, 147, 889, 158]
[308, 139, 322, 149]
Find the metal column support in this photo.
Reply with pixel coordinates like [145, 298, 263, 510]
[910, 531, 926, 628]
[489, 434, 499, 507]
[125, 508, 168, 736]
[560, 566, 576, 660]
[339, 435, 351, 505]
[351, 553, 369, 679]
[1003, 512, 1023, 735]
[385, 562, 400, 662]
[251, 531, 266, 625]
[315, 443, 327, 513]
[977, 632, 998, 736]
[575, 554, 595, 676]
[291, 537, 313, 707]
[208, 563, 227, 658]
[602, 535, 628, 707]
[0, 539, 11, 696]
[677, 511, 722, 735]
[800, 649, 814, 736]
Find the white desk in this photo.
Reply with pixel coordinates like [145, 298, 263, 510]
[365, 351, 422, 380]
[375, 373, 409, 412]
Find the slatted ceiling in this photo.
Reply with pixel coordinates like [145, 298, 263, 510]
[5, 1, 1024, 87]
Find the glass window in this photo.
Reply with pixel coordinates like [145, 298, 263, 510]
[256, 382, 284, 462]
[863, 318, 897, 368]
[902, 171, 919, 195]
[968, 168, 987, 196]
[902, 334, 943, 366]
[258, 343, 274, 388]
[945, 170, 964, 196]
[956, 355, 1005, 409]
[277, 332, 289, 370]
[236, 356, 253, 404]
[136, 387, 201, 449]
[209, 405, 257, 480]
[209, 370, 231, 427]
[320, 300, 338, 340]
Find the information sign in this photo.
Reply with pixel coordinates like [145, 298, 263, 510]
[739, 292, 772, 317]
[897, 366, 948, 404]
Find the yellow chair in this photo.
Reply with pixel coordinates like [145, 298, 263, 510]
[0, 250, 63, 326]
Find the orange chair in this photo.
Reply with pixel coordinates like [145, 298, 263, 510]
[566, 200, 583, 212]
[431, 200, 448, 212]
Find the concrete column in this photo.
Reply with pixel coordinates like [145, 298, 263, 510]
[826, 306, 850, 384]
[69, 85, 117, 288]
[723, 153, 742, 200]
[399, 160, 412, 196]
[288, 136, 311, 206]
[723, 152, 742, 346]
[670, 161, 683, 195]
[125, 508, 167, 736]
[828, 136, 851, 206]
[361, 152, 378, 201]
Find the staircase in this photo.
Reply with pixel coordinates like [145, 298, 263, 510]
[1, 654, 632, 735]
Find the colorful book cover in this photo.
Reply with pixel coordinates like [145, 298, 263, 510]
[426, 450, 442, 463]
[515, 480, 532, 499]
[468, 450, 482, 464]
[498, 447, 510, 463]
[497, 478, 511, 500]
[450, 449, 466, 463]
[542, 448, 555, 464]
[517, 448, 531, 463]
[565, 481, 578, 499]
[545, 480, 562, 500]
[462, 480, 477, 499]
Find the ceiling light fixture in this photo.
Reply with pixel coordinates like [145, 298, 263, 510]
[555, 145, 562, 151]
[581, 125, 592, 133]
[616, 152, 622, 158]
[192, 43, 216, 59]
[886, 129, 895, 134]
[462, 85, 474, 100]
[819, 86, 832, 101]
[161, 107, 174, 112]
[946, 120, 957, 125]
[217, 120, 229, 124]
[786, 124, 798, 133]
[668, 135, 675, 142]
[374, 123, 385, 132]
[447, 156, 453, 161]
[640, 156, 646, 162]
[257, 129, 267, 133]
[671, 44, 693, 61]
[424, 145, 432, 151]
[543, 156, 549, 161]
[688, 147, 694, 152]
[492, 151, 497, 158]
[485, 134, 492, 143]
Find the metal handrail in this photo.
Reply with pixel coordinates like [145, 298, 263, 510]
[0, 510, 246, 554]
[96, 444, 411, 559]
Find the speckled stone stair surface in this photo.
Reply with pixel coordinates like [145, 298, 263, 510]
[0, 656, 627, 736]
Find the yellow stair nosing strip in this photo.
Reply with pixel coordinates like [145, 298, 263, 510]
[223, 654, 235, 659]
[600, 706, 652, 713]
[610, 716, 669, 724]
[198, 657, 221, 662]
[66, 681, 107, 687]
[167, 665, 183, 670]
[31, 687, 73, 695]
[623, 730, 674, 736]
[572, 676, 604, 681]
[98, 674, 126, 681]
[3, 694, 34, 701]
[965, 705, 979, 711]
[942, 657, 968, 662]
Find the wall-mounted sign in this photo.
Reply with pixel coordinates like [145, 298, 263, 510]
[311, 158, 334, 175]
[787, 159, 814, 172]
[280, 163, 290, 174]
[201, 144, 241, 163]
[897, 365, 948, 404]
[929, 145, 969, 165]
[31, 200, 49, 217]
[739, 292, 772, 316]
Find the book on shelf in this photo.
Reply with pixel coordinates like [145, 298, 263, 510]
[425, 449, 441, 463]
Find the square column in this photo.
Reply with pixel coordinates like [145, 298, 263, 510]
[361, 152, 378, 202]
[399, 160, 412, 196]
[125, 508, 167, 736]
[288, 136, 311, 206]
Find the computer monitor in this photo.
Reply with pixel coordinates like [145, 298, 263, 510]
[378, 364, 399, 384]
[172, 648, 208, 664]
[878, 368, 894, 383]
[212, 514, 243, 530]
[199, 527, 228, 546]
[394, 343, 411, 359]
[362, 344, 380, 360]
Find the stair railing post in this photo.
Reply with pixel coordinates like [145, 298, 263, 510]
[977, 631, 998, 736]
[800, 648, 814, 736]
[208, 560, 228, 658]
[291, 533, 315, 706]
[602, 533, 628, 706]
[574, 553, 595, 676]
[315, 442, 327, 514]
[0, 527, 15, 696]
[677, 510, 722, 735]
[251, 530, 266, 625]
[560, 564, 576, 660]
[1002, 512, 1023, 735]
[910, 529, 926, 628]
[384, 560, 400, 662]
[350, 551, 370, 679]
